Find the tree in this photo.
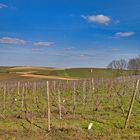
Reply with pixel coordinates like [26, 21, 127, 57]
[107, 59, 127, 70]
[107, 59, 127, 76]
[128, 55, 140, 74]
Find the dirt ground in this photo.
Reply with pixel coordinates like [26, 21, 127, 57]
[20, 73, 78, 80]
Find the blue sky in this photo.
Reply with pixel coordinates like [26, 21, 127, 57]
[0, 0, 140, 68]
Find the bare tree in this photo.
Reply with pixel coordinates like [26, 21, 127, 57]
[107, 59, 127, 70]
[128, 55, 140, 75]
[107, 59, 127, 76]
[119, 59, 128, 70]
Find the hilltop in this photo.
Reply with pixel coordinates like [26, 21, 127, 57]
[0, 66, 139, 82]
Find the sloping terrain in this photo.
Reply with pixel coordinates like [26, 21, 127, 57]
[0, 66, 140, 82]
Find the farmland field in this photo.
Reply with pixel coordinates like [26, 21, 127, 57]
[0, 67, 140, 139]
[1, 0, 140, 139]
[0, 66, 140, 81]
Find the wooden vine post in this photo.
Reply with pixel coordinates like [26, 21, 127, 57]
[73, 81, 76, 117]
[33, 82, 36, 104]
[58, 89, 62, 120]
[21, 85, 25, 109]
[58, 89, 62, 128]
[3, 84, 6, 118]
[83, 80, 86, 106]
[17, 81, 20, 96]
[124, 79, 140, 129]
[47, 81, 51, 131]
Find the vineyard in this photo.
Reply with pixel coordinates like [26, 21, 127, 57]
[0, 76, 140, 139]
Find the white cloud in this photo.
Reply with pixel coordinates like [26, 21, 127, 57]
[64, 47, 75, 51]
[115, 32, 135, 37]
[0, 37, 26, 45]
[0, 3, 8, 9]
[82, 14, 111, 25]
[33, 41, 54, 47]
[31, 48, 43, 51]
[111, 48, 120, 51]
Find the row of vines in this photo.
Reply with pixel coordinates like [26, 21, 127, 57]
[0, 76, 140, 132]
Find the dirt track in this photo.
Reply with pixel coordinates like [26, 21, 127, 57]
[10, 66, 64, 70]
[20, 73, 78, 80]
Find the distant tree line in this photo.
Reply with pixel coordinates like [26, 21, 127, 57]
[107, 55, 140, 75]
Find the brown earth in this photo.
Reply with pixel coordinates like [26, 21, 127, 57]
[20, 73, 78, 80]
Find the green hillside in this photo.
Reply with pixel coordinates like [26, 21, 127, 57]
[33, 68, 140, 78]
[0, 66, 140, 81]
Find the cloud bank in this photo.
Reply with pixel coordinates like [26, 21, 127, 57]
[0, 37, 26, 45]
[115, 32, 135, 37]
[0, 3, 8, 9]
[33, 41, 54, 47]
[82, 14, 111, 25]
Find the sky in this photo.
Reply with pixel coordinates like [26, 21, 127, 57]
[0, 0, 140, 68]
